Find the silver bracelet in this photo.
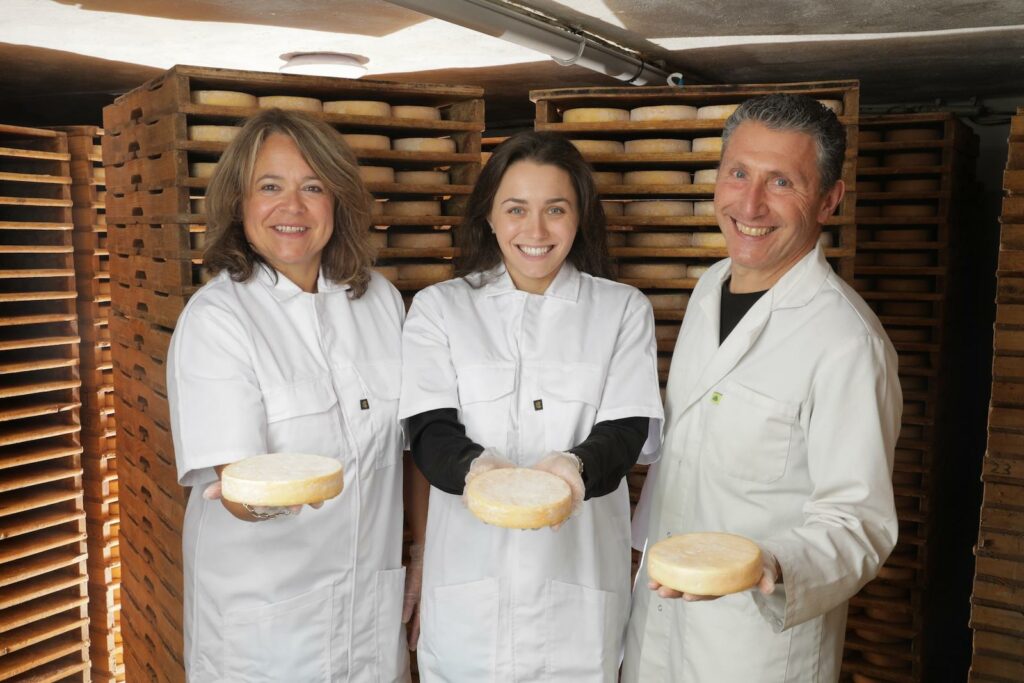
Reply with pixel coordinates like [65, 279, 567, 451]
[243, 503, 288, 520]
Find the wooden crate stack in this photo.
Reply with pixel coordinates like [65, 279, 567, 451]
[969, 107, 1024, 683]
[844, 113, 980, 682]
[530, 80, 860, 578]
[56, 125, 124, 682]
[0, 124, 90, 680]
[100, 64, 483, 680]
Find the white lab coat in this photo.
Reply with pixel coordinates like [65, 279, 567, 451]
[623, 245, 901, 683]
[168, 266, 409, 683]
[399, 263, 664, 682]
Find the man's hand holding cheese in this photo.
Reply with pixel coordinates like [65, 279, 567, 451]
[623, 95, 901, 682]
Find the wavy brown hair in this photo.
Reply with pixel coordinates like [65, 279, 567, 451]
[203, 108, 375, 297]
[456, 131, 611, 282]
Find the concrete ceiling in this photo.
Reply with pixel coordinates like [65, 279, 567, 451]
[1, 0, 1022, 127]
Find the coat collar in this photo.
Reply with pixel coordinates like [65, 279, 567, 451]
[255, 263, 351, 302]
[477, 261, 582, 302]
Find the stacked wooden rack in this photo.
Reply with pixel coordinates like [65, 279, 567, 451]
[530, 80, 860, 578]
[844, 113, 980, 683]
[55, 124, 124, 682]
[969, 107, 1024, 683]
[101, 64, 483, 681]
[0, 124, 90, 680]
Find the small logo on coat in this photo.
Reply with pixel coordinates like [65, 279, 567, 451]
[710, 392, 722, 405]
[360, 399, 370, 410]
[533, 399, 544, 411]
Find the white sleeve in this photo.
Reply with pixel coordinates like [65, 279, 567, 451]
[398, 288, 460, 420]
[168, 303, 267, 488]
[754, 335, 902, 630]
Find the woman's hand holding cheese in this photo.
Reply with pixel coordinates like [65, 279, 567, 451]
[531, 451, 584, 530]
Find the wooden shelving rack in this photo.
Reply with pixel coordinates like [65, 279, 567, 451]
[969, 107, 1024, 683]
[0, 123, 90, 681]
[101, 64, 483, 681]
[843, 113, 981, 683]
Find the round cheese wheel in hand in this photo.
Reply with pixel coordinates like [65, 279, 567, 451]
[647, 532, 763, 595]
[221, 453, 343, 506]
[466, 468, 572, 529]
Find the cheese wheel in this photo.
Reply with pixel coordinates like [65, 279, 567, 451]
[323, 100, 391, 117]
[393, 137, 457, 153]
[630, 105, 698, 121]
[258, 95, 322, 112]
[625, 200, 694, 217]
[570, 139, 624, 154]
[359, 166, 395, 183]
[687, 265, 710, 278]
[647, 532, 762, 596]
[189, 162, 217, 179]
[619, 262, 688, 279]
[881, 204, 936, 217]
[692, 232, 726, 247]
[692, 137, 723, 153]
[367, 230, 388, 248]
[655, 324, 679, 341]
[626, 232, 692, 247]
[884, 127, 941, 142]
[397, 263, 453, 280]
[187, 125, 240, 142]
[623, 170, 691, 186]
[371, 200, 386, 215]
[884, 178, 940, 192]
[395, 170, 450, 185]
[817, 99, 844, 115]
[191, 90, 257, 107]
[383, 200, 442, 216]
[563, 107, 629, 123]
[693, 169, 718, 185]
[342, 134, 390, 150]
[465, 468, 572, 529]
[697, 104, 740, 120]
[624, 138, 691, 154]
[875, 228, 930, 242]
[605, 232, 626, 246]
[859, 130, 883, 143]
[885, 152, 940, 167]
[388, 231, 452, 248]
[592, 171, 624, 186]
[694, 201, 716, 217]
[602, 201, 624, 217]
[647, 293, 690, 309]
[221, 453, 343, 506]
[391, 105, 441, 121]
[374, 265, 398, 281]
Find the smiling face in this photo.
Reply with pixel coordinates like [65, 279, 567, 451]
[715, 121, 844, 292]
[242, 132, 334, 292]
[488, 160, 579, 294]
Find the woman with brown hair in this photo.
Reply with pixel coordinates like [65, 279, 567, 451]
[399, 131, 664, 681]
[168, 108, 419, 682]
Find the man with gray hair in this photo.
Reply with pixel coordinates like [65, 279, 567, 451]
[623, 94, 901, 681]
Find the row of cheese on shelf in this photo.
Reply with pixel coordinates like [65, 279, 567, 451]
[189, 161, 452, 187]
[193, 91, 444, 120]
[189, 194, 452, 217]
[601, 199, 712, 216]
[592, 168, 718, 186]
[560, 99, 843, 123]
[571, 138, 722, 154]
[857, 202, 939, 217]
[187, 125, 458, 153]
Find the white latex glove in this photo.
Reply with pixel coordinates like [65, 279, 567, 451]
[463, 448, 513, 500]
[650, 544, 781, 601]
[531, 451, 584, 531]
[403, 544, 424, 651]
[202, 480, 310, 521]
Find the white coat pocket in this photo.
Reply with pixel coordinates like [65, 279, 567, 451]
[540, 363, 603, 449]
[352, 361, 404, 469]
[544, 579, 616, 680]
[705, 381, 798, 484]
[428, 577, 499, 681]
[374, 567, 410, 682]
[455, 365, 515, 449]
[222, 584, 333, 683]
[261, 377, 341, 456]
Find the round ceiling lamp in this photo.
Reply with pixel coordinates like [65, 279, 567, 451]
[279, 52, 369, 78]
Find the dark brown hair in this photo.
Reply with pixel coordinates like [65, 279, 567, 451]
[203, 108, 375, 297]
[456, 131, 611, 282]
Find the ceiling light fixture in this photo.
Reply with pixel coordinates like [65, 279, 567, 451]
[387, 0, 671, 86]
[279, 52, 369, 79]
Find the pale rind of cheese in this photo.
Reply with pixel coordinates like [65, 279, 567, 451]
[395, 170, 450, 185]
[397, 263, 454, 280]
[342, 134, 391, 150]
[563, 107, 629, 123]
[646, 293, 690, 309]
[624, 170, 691, 186]
[592, 171, 624, 186]
[693, 201, 716, 217]
[187, 125, 240, 142]
[374, 265, 399, 281]
[359, 166, 395, 183]
[884, 127, 941, 142]
[191, 90, 258, 107]
[692, 137, 724, 153]
[619, 262, 688, 279]
[691, 232, 726, 247]
[258, 95, 322, 112]
[884, 152, 940, 167]
[391, 105, 441, 121]
[687, 265, 710, 278]
[626, 232, 692, 247]
[383, 200, 442, 216]
[624, 138, 691, 154]
[570, 139, 624, 154]
[693, 169, 718, 184]
[367, 230, 388, 248]
[601, 200, 625, 216]
[388, 231, 452, 248]
[221, 453, 343, 506]
[817, 99, 844, 115]
[884, 178, 940, 192]
[881, 204, 936, 217]
[696, 103, 740, 120]
[630, 105, 698, 121]
[624, 200, 694, 217]
[647, 532, 763, 596]
[189, 162, 218, 179]
[393, 137, 457, 153]
[324, 100, 391, 117]
[371, 200, 386, 216]
[466, 468, 572, 529]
